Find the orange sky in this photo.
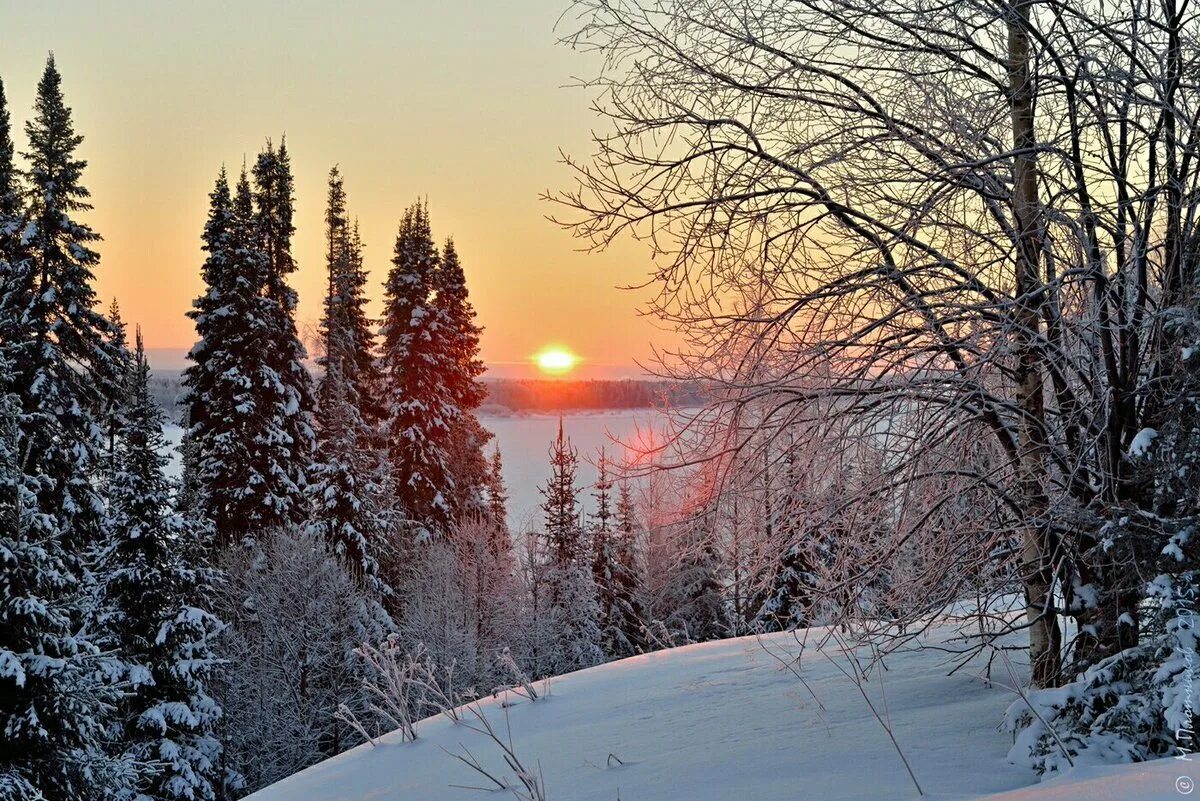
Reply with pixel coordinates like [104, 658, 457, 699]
[0, 1, 670, 378]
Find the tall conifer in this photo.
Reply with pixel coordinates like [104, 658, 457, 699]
[103, 331, 226, 801]
[0, 56, 127, 801]
[435, 239, 491, 519]
[183, 167, 293, 546]
[380, 202, 454, 540]
[591, 452, 644, 658]
[252, 139, 314, 524]
[538, 422, 604, 672]
[309, 167, 383, 580]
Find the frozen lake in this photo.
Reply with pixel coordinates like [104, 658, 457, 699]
[163, 410, 671, 532]
[483, 410, 670, 532]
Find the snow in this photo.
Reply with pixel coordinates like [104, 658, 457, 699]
[242, 616, 1187, 801]
[1130, 428, 1159, 458]
[978, 760, 1192, 800]
[245, 617, 1191, 801]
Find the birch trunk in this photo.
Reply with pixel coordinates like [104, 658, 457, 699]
[1007, 0, 1061, 688]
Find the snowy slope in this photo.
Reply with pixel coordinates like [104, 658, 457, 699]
[246, 624, 1185, 801]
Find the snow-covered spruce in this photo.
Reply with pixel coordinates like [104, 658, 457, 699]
[309, 167, 384, 582]
[251, 139, 315, 520]
[533, 421, 604, 675]
[379, 201, 456, 544]
[433, 237, 491, 522]
[0, 58, 130, 801]
[590, 453, 645, 659]
[100, 331, 228, 801]
[1008, 266, 1200, 777]
[182, 167, 308, 547]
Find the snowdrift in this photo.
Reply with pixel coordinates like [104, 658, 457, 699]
[246, 625, 1188, 801]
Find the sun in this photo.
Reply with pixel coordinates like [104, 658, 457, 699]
[534, 346, 580, 376]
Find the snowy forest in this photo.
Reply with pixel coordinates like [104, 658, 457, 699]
[0, 56, 683, 801]
[3, 0, 1200, 796]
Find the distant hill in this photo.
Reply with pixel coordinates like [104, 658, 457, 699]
[147, 371, 705, 422]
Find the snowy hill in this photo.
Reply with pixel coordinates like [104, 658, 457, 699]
[245, 624, 1187, 801]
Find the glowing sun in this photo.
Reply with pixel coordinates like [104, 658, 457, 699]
[534, 346, 580, 376]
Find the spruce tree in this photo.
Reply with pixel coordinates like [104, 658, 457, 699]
[320, 171, 380, 422]
[591, 453, 644, 658]
[309, 360, 382, 580]
[614, 480, 647, 651]
[0, 70, 19, 353]
[752, 543, 821, 632]
[12, 54, 125, 550]
[101, 298, 131, 487]
[251, 139, 314, 524]
[485, 446, 511, 561]
[541, 419, 582, 566]
[102, 330, 226, 801]
[661, 528, 731, 645]
[538, 422, 604, 672]
[752, 450, 826, 632]
[183, 167, 291, 546]
[0, 56, 127, 801]
[0, 73, 23, 357]
[309, 168, 384, 580]
[0, 76, 18, 244]
[435, 239, 491, 519]
[0, 75, 23, 299]
[379, 201, 454, 541]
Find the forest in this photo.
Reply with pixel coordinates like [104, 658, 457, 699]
[2, 0, 1200, 796]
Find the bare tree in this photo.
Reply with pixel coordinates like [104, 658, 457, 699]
[553, 0, 1200, 687]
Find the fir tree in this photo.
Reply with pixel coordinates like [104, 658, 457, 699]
[101, 298, 131, 486]
[591, 454, 644, 658]
[0, 75, 18, 237]
[0, 56, 128, 801]
[541, 419, 582, 566]
[613, 481, 647, 650]
[379, 201, 454, 541]
[183, 167, 294, 546]
[752, 543, 821, 632]
[309, 169, 384, 581]
[485, 446, 511, 561]
[102, 330, 226, 801]
[537, 421, 604, 672]
[661, 529, 731, 645]
[11, 54, 125, 550]
[752, 451, 826, 632]
[445, 414, 493, 521]
[0, 72, 23, 365]
[435, 239, 491, 519]
[320, 170, 380, 424]
[251, 139, 314, 524]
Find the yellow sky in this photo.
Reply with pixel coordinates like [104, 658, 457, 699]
[0, 0, 669, 377]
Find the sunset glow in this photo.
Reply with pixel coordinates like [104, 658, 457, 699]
[535, 346, 579, 375]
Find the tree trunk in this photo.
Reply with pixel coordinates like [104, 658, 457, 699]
[1007, 0, 1062, 688]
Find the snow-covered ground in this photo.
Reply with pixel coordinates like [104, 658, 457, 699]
[241, 619, 1188, 801]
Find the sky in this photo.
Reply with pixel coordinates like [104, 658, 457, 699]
[0, 0, 670, 378]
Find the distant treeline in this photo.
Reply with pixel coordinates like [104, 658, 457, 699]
[480, 378, 706, 413]
[150, 371, 706, 422]
[149, 370, 187, 422]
